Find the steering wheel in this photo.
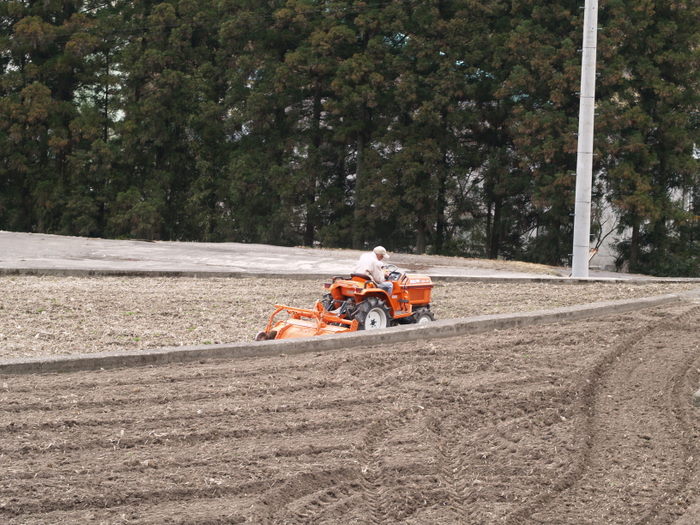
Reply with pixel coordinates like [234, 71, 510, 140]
[383, 263, 403, 281]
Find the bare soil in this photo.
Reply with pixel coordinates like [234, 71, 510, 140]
[0, 301, 698, 524]
[0, 275, 697, 359]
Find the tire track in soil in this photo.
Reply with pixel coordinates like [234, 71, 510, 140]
[5, 322, 584, 523]
[2, 302, 698, 524]
[0, 409, 369, 519]
[0, 379, 348, 414]
[423, 410, 470, 521]
[0, 480, 269, 519]
[0, 417, 373, 457]
[247, 467, 362, 525]
[0, 349, 434, 396]
[508, 304, 700, 524]
[420, 388, 557, 522]
[635, 306, 700, 525]
[0, 361, 380, 523]
[245, 350, 464, 524]
[354, 412, 405, 524]
[0, 394, 388, 449]
[253, 408, 422, 525]
[501, 310, 665, 523]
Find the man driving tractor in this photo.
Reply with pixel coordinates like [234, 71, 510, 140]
[354, 246, 392, 294]
[255, 245, 435, 340]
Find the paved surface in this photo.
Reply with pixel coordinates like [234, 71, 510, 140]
[0, 230, 549, 278]
[0, 230, 689, 281]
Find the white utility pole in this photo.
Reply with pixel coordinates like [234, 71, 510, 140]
[571, 0, 599, 278]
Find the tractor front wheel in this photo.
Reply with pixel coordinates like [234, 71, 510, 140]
[355, 297, 391, 330]
[412, 308, 435, 324]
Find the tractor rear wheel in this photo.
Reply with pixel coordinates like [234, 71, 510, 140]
[355, 297, 391, 330]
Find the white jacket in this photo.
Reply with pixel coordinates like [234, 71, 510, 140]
[354, 251, 386, 283]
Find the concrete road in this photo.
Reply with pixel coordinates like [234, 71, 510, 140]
[0, 230, 686, 281]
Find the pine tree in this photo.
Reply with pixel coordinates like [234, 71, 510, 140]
[598, 0, 699, 274]
[111, 0, 225, 240]
[495, 1, 582, 264]
[0, 0, 102, 233]
[370, 0, 479, 254]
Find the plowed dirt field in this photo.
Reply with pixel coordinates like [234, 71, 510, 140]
[1, 301, 698, 524]
[1, 275, 697, 358]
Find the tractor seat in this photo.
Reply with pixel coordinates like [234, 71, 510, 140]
[350, 273, 379, 289]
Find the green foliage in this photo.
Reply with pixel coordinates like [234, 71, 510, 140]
[108, 188, 162, 240]
[0, 0, 698, 275]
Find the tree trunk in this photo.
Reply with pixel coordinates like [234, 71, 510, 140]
[629, 217, 640, 270]
[303, 80, 322, 247]
[103, 49, 110, 143]
[435, 149, 448, 254]
[488, 197, 502, 259]
[416, 220, 427, 254]
[352, 131, 367, 250]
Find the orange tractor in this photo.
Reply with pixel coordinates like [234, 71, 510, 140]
[255, 264, 435, 340]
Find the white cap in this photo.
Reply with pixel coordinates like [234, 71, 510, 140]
[373, 246, 389, 258]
